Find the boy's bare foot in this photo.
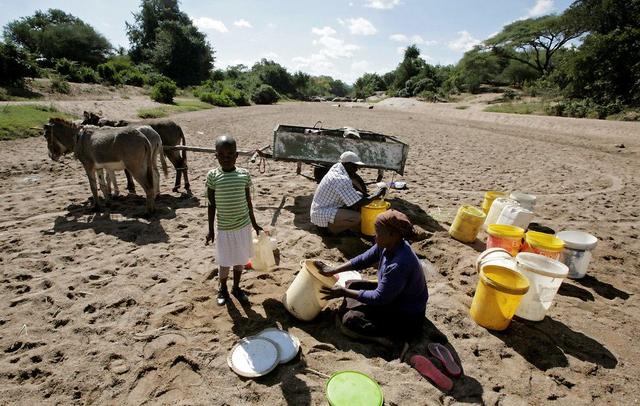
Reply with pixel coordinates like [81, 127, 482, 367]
[217, 287, 229, 306]
[232, 287, 250, 304]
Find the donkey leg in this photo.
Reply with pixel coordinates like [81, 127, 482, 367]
[97, 169, 111, 203]
[182, 165, 191, 194]
[107, 170, 120, 197]
[166, 152, 182, 193]
[83, 167, 101, 211]
[128, 167, 156, 215]
[124, 169, 136, 194]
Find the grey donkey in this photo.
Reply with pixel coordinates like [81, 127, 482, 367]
[43, 118, 168, 214]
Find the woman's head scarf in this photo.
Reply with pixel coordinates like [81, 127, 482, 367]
[374, 209, 415, 239]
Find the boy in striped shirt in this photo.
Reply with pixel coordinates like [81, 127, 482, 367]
[205, 135, 263, 306]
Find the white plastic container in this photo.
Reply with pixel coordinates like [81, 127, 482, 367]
[496, 204, 534, 230]
[484, 198, 519, 229]
[556, 230, 598, 279]
[514, 253, 569, 321]
[252, 233, 276, 271]
[475, 248, 516, 273]
[283, 260, 336, 321]
[509, 192, 536, 212]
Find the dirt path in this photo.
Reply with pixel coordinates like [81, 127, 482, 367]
[1, 101, 638, 405]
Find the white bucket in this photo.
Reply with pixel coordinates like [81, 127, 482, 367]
[283, 260, 336, 321]
[509, 192, 536, 212]
[484, 198, 519, 229]
[496, 205, 534, 230]
[475, 248, 516, 273]
[556, 230, 598, 279]
[514, 253, 568, 321]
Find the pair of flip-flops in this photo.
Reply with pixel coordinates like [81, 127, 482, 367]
[409, 343, 462, 392]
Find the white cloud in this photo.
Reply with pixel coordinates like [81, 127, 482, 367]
[233, 19, 252, 28]
[396, 46, 406, 54]
[364, 0, 401, 10]
[346, 17, 377, 36]
[527, 0, 554, 17]
[448, 31, 481, 51]
[315, 36, 359, 58]
[292, 54, 335, 75]
[267, 22, 277, 29]
[263, 52, 279, 60]
[390, 34, 408, 42]
[390, 33, 437, 46]
[312, 26, 337, 36]
[351, 60, 370, 72]
[193, 17, 228, 33]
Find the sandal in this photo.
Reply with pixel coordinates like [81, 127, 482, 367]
[232, 287, 250, 304]
[217, 288, 229, 306]
[409, 355, 453, 392]
[427, 343, 462, 378]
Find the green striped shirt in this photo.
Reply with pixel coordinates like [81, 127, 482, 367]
[206, 167, 252, 231]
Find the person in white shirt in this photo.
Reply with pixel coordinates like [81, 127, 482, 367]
[310, 151, 386, 234]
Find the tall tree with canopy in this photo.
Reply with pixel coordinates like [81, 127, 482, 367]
[3, 9, 112, 66]
[126, 0, 214, 86]
[485, 15, 585, 76]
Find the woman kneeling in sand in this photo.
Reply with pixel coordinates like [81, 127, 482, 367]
[315, 210, 428, 343]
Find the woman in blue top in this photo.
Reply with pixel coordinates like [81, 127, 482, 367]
[317, 210, 428, 341]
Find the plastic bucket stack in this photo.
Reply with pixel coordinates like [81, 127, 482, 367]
[484, 197, 518, 229]
[514, 253, 569, 321]
[556, 230, 598, 279]
[509, 191, 536, 212]
[449, 205, 486, 243]
[475, 248, 516, 273]
[521, 231, 564, 260]
[486, 224, 525, 256]
[361, 200, 391, 236]
[283, 260, 336, 321]
[470, 265, 530, 330]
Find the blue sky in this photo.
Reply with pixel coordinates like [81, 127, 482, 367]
[0, 0, 575, 83]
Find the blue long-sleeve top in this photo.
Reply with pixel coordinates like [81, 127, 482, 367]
[350, 241, 428, 316]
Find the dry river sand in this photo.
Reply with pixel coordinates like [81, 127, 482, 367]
[1, 99, 639, 405]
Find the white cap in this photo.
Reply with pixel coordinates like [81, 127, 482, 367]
[340, 151, 365, 165]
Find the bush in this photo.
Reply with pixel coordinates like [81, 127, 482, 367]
[221, 86, 250, 106]
[0, 88, 9, 101]
[75, 66, 100, 83]
[123, 70, 147, 87]
[51, 76, 70, 94]
[251, 84, 280, 104]
[97, 62, 121, 85]
[151, 79, 177, 103]
[200, 91, 235, 107]
[0, 42, 39, 85]
[146, 72, 172, 86]
[417, 90, 438, 102]
[55, 58, 77, 77]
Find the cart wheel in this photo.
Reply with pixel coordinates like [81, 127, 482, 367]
[313, 166, 330, 183]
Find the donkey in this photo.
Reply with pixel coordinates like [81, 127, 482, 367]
[43, 118, 167, 214]
[82, 112, 191, 194]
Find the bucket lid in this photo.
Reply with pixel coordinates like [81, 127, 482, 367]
[365, 199, 390, 209]
[303, 260, 338, 288]
[257, 328, 300, 364]
[556, 230, 598, 251]
[525, 231, 564, 250]
[460, 205, 485, 218]
[335, 271, 363, 288]
[326, 371, 383, 406]
[227, 336, 280, 378]
[516, 252, 569, 278]
[480, 265, 529, 295]
[475, 248, 512, 272]
[487, 224, 525, 238]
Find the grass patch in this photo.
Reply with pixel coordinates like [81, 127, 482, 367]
[455, 105, 470, 110]
[0, 104, 73, 141]
[137, 98, 213, 118]
[484, 101, 547, 115]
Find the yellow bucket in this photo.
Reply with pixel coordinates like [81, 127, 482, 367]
[470, 265, 530, 330]
[482, 191, 507, 214]
[522, 231, 565, 260]
[361, 200, 391, 236]
[449, 205, 486, 243]
[486, 224, 525, 256]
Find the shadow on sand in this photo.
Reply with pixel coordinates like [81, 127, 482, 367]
[50, 193, 199, 245]
[574, 274, 630, 300]
[490, 317, 617, 371]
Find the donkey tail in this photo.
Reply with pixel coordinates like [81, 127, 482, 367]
[179, 127, 187, 164]
[145, 141, 155, 189]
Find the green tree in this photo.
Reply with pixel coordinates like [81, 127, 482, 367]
[0, 41, 39, 85]
[126, 0, 213, 86]
[329, 79, 350, 97]
[354, 73, 384, 98]
[251, 59, 293, 96]
[485, 15, 585, 76]
[3, 9, 112, 66]
[393, 45, 425, 90]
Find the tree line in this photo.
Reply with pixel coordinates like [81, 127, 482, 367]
[1, 0, 638, 117]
